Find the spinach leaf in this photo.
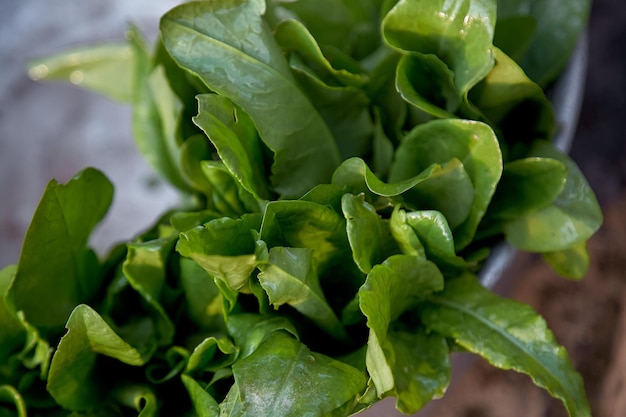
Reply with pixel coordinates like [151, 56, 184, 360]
[0, 266, 23, 363]
[419, 274, 591, 417]
[161, 0, 341, 198]
[503, 141, 603, 252]
[383, 0, 496, 99]
[258, 247, 348, 340]
[359, 255, 446, 410]
[6, 168, 112, 331]
[232, 331, 366, 417]
[47, 304, 149, 411]
[194, 94, 270, 200]
[495, 0, 592, 87]
[181, 374, 220, 417]
[342, 193, 398, 274]
[127, 27, 191, 193]
[390, 119, 502, 249]
[176, 214, 263, 294]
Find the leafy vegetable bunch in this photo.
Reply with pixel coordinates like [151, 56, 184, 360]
[1, 0, 602, 416]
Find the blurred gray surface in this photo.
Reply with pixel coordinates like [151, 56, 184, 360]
[0, 0, 180, 266]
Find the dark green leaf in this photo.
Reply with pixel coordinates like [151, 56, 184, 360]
[161, 0, 341, 197]
[287, 59, 374, 161]
[0, 385, 27, 417]
[0, 266, 24, 362]
[179, 258, 224, 329]
[504, 142, 602, 251]
[6, 168, 112, 330]
[233, 332, 366, 417]
[176, 214, 263, 294]
[181, 374, 220, 417]
[496, 0, 592, 86]
[274, 19, 367, 86]
[194, 94, 270, 200]
[359, 255, 444, 396]
[382, 0, 496, 96]
[469, 47, 554, 143]
[122, 237, 177, 347]
[227, 313, 299, 359]
[342, 193, 398, 273]
[260, 200, 349, 272]
[201, 162, 261, 216]
[258, 247, 347, 340]
[47, 305, 148, 411]
[390, 119, 502, 249]
[391, 208, 467, 270]
[420, 274, 591, 417]
[186, 337, 238, 374]
[395, 54, 458, 118]
[267, 0, 382, 59]
[489, 157, 567, 220]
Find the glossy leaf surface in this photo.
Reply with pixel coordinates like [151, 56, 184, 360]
[161, 0, 341, 197]
[420, 274, 591, 417]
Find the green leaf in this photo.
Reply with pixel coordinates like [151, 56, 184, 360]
[386, 329, 451, 414]
[200, 161, 261, 217]
[179, 258, 224, 329]
[161, 0, 341, 198]
[186, 337, 238, 374]
[47, 305, 149, 411]
[287, 59, 374, 161]
[122, 237, 177, 347]
[496, 0, 592, 86]
[257, 247, 347, 340]
[332, 157, 475, 228]
[127, 27, 190, 192]
[28, 44, 136, 102]
[382, 0, 496, 97]
[266, 0, 382, 59]
[469, 47, 554, 143]
[0, 385, 27, 417]
[274, 19, 367, 87]
[0, 266, 24, 362]
[194, 94, 270, 200]
[232, 332, 366, 417]
[542, 241, 590, 280]
[178, 134, 215, 197]
[390, 119, 502, 249]
[395, 54, 459, 118]
[489, 157, 567, 220]
[359, 256, 444, 397]
[341, 193, 398, 273]
[226, 313, 299, 359]
[260, 200, 349, 272]
[111, 385, 158, 417]
[6, 168, 113, 330]
[391, 208, 467, 270]
[181, 374, 220, 417]
[181, 141, 261, 215]
[503, 142, 603, 252]
[176, 214, 263, 294]
[419, 274, 591, 417]
[145, 346, 189, 384]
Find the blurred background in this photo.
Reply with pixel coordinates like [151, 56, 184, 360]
[1, 0, 624, 416]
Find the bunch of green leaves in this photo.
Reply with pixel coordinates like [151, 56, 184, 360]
[2, 0, 600, 416]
